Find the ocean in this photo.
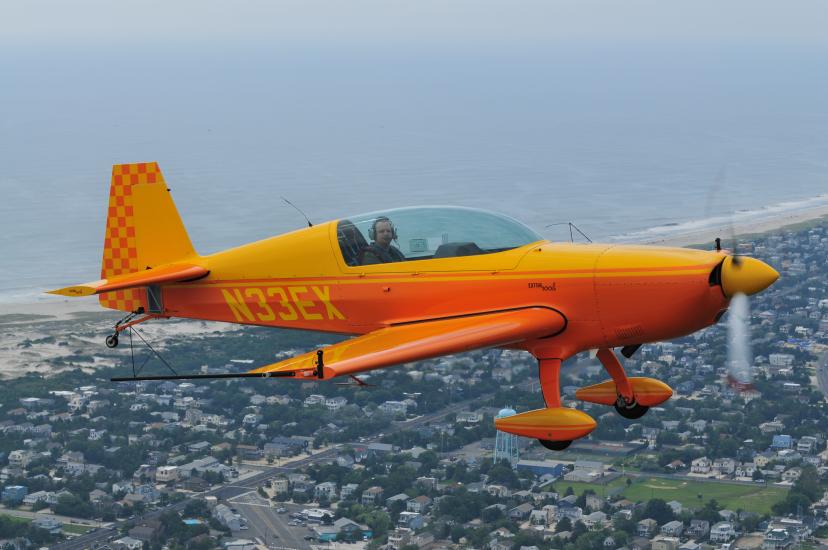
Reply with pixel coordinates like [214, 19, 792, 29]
[2, 43, 828, 303]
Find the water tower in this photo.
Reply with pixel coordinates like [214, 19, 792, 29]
[494, 407, 519, 467]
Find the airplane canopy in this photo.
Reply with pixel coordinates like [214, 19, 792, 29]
[336, 206, 542, 266]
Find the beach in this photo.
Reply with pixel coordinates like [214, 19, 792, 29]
[1, 206, 826, 380]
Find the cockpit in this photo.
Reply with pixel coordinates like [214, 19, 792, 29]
[336, 206, 543, 267]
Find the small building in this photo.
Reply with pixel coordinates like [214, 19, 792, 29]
[314, 517, 372, 542]
[156, 465, 179, 483]
[213, 503, 242, 531]
[31, 516, 62, 535]
[112, 537, 144, 550]
[1, 485, 27, 505]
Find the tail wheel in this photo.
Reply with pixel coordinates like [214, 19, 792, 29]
[614, 396, 649, 419]
[538, 439, 572, 451]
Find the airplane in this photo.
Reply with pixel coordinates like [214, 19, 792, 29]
[50, 162, 779, 450]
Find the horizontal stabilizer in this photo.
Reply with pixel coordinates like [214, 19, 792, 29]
[248, 307, 566, 380]
[48, 263, 208, 297]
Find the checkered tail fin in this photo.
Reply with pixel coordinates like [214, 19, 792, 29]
[99, 162, 197, 312]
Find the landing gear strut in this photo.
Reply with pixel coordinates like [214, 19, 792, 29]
[596, 348, 651, 419]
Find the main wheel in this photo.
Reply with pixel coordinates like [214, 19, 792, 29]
[538, 439, 572, 451]
[105, 334, 119, 348]
[614, 397, 649, 419]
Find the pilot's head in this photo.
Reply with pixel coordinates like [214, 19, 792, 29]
[371, 217, 396, 248]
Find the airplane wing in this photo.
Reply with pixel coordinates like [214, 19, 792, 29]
[248, 307, 566, 380]
[48, 263, 208, 297]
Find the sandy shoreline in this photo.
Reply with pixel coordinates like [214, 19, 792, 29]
[638, 203, 828, 248]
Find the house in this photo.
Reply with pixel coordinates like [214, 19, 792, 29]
[31, 516, 61, 535]
[508, 503, 534, 521]
[660, 520, 684, 537]
[691, 457, 711, 474]
[485, 484, 511, 498]
[637, 518, 659, 538]
[314, 482, 338, 500]
[713, 458, 737, 475]
[378, 401, 408, 415]
[583, 511, 607, 530]
[797, 436, 818, 455]
[303, 394, 326, 407]
[325, 397, 348, 411]
[156, 465, 179, 483]
[129, 523, 161, 543]
[709, 522, 736, 543]
[782, 467, 802, 482]
[665, 501, 682, 515]
[651, 537, 680, 550]
[772, 435, 793, 450]
[407, 495, 432, 513]
[112, 537, 144, 550]
[456, 411, 482, 424]
[397, 512, 424, 530]
[686, 519, 709, 539]
[340, 483, 359, 499]
[361, 486, 383, 505]
[1, 485, 27, 505]
[763, 528, 792, 549]
[23, 490, 58, 506]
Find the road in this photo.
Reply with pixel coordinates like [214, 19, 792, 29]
[816, 353, 828, 399]
[230, 495, 311, 550]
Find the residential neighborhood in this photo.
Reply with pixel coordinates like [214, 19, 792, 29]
[2, 222, 828, 549]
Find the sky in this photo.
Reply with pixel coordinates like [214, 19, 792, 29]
[2, 1, 828, 48]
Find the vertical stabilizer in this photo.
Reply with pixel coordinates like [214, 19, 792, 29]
[100, 162, 196, 311]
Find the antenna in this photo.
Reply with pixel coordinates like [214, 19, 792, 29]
[545, 222, 593, 243]
[281, 196, 313, 227]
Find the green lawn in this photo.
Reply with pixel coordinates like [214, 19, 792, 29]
[553, 476, 788, 514]
[62, 523, 94, 535]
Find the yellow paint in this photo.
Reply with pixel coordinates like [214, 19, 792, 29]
[245, 288, 276, 321]
[219, 286, 344, 322]
[268, 288, 299, 321]
[221, 289, 255, 322]
[288, 286, 323, 320]
[311, 285, 345, 320]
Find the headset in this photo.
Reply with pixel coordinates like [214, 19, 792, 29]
[368, 216, 398, 241]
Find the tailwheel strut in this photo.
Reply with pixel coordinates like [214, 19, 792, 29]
[105, 308, 161, 348]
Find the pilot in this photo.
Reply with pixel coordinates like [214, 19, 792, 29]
[361, 216, 406, 264]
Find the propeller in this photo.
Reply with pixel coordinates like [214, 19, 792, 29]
[726, 292, 754, 391]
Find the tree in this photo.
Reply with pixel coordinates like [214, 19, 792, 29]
[556, 517, 573, 533]
[640, 499, 674, 524]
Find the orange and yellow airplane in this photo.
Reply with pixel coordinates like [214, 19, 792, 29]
[51, 162, 779, 450]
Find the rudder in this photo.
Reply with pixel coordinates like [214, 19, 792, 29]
[100, 162, 196, 311]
